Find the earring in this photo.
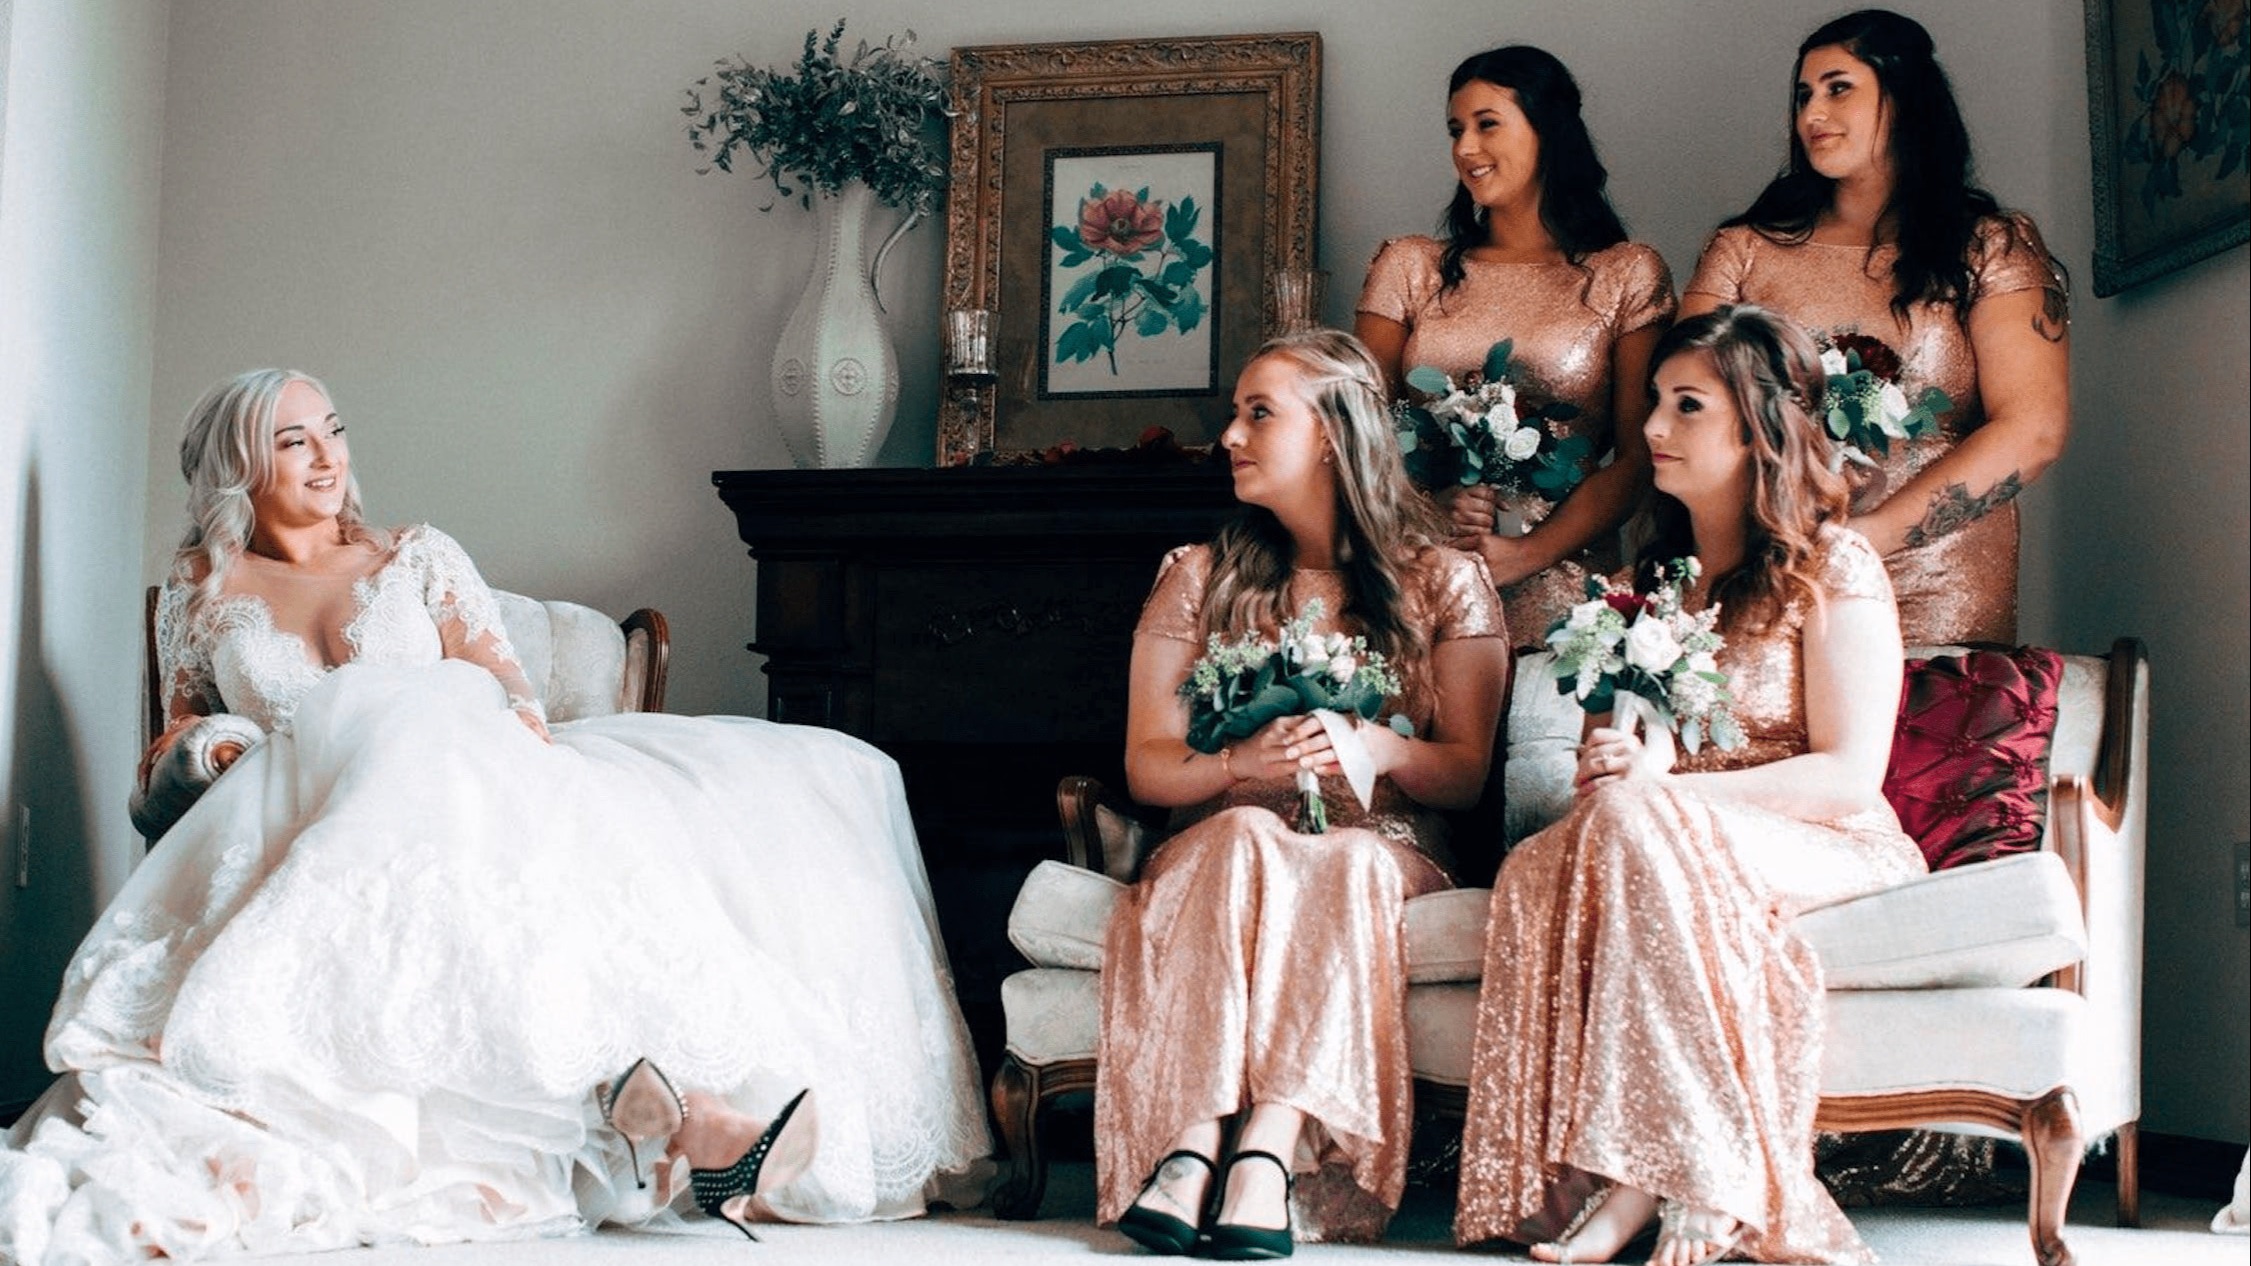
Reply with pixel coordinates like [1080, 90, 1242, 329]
[1321, 450, 1335, 465]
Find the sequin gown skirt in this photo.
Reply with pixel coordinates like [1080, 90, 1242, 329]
[1095, 793, 1450, 1244]
[1453, 780, 1924, 1263]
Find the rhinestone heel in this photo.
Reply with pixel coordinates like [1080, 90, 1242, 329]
[688, 1088, 818, 1241]
[599, 1058, 685, 1193]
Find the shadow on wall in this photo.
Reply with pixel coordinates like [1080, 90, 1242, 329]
[1, 469, 97, 1110]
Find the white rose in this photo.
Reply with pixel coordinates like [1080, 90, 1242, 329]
[1436, 390, 1480, 425]
[1878, 381, 1910, 424]
[1326, 632, 1354, 658]
[1820, 347, 1849, 377]
[1294, 638, 1329, 668]
[1329, 655, 1358, 684]
[1502, 426, 1543, 462]
[1567, 601, 1602, 631]
[1623, 614, 1683, 673]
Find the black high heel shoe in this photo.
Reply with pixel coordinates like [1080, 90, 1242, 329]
[1117, 1149, 1216, 1256]
[688, 1088, 819, 1241]
[600, 1058, 684, 1192]
[1205, 1149, 1295, 1261]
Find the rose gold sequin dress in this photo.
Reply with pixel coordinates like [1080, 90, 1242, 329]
[1453, 527, 1927, 1263]
[1096, 543, 1505, 1243]
[1684, 214, 2065, 645]
[1358, 237, 1676, 644]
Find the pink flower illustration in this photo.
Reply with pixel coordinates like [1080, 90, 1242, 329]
[1078, 189, 1165, 254]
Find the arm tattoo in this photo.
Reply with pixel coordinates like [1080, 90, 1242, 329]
[2032, 284, 2069, 343]
[1904, 472, 2024, 548]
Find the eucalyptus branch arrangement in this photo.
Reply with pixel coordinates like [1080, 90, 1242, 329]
[682, 19, 950, 217]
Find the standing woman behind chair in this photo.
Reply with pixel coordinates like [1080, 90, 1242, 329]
[1356, 45, 1675, 645]
[1098, 331, 1508, 1256]
[1681, 7, 2068, 646]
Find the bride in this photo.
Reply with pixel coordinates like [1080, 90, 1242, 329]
[0, 370, 992, 1262]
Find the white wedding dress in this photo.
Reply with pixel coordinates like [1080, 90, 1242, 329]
[0, 526, 991, 1263]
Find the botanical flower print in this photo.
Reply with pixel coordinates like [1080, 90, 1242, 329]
[1047, 161, 1216, 381]
[2122, 0, 2249, 211]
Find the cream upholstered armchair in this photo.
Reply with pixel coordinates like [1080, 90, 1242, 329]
[133, 585, 669, 843]
[993, 638, 2146, 1266]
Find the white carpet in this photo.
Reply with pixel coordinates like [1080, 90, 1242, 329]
[252, 1163, 2240, 1266]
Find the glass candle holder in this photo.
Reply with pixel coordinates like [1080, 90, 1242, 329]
[945, 308, 995, 380]
[1269, 268, 1326, 336]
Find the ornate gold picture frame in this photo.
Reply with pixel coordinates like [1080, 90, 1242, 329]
[937, 32, 1322, 466]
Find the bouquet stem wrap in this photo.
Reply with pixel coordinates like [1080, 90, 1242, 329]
[1296, 709, 1377, 834]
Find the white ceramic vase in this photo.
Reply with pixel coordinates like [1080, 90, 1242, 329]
[770, 181, 898, 468]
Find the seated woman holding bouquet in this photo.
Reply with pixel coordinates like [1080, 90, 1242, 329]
[1451, 306, 1927, 1265]
[1098, 330, 1508, 1257]
[0, 370, 990, 1261]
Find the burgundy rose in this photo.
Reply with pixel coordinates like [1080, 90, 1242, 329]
[1604, 592, 1648, 619]
[1078, 189, 1165, 255]
[2152, 73, 2198, 160]
[1833, 332, 1903, 382]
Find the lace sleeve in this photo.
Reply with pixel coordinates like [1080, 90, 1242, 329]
[407, 526, 546, 723]
[155, 576, 222, 728]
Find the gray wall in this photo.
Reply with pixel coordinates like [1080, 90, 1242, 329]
[0, 0, 167, 1104]
[0, 0, 2242, 1144]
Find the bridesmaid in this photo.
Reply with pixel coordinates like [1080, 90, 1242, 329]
[1681, 7, 2069, 646]
[1098, 331, 1508, 1256]
[1357, 44, 1674, 645]
[1453, 306, 1925, 1265]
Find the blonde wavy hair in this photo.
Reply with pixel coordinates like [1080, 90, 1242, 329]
[174, 369, 375, 603]
[1202, 329, 1447, 662]
[1637, 305, 1848, 631]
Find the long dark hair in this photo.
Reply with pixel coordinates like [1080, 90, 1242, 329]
[1437, 45, 1629, 294]
[1637, 306, 1848, 633]
[1726, 8, 1997, 323]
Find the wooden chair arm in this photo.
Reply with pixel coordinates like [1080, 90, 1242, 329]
[1056, 775, 1159, 884]
[618, 608, 670, 714]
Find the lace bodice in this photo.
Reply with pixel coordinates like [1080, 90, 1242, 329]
[156, 525, 542, 734]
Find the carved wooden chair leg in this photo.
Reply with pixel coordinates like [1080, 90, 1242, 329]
[990, 1053, 1049, 1220]
[2111, 1119, 2140, 1228]
[2022, 1087, 2085, 1266]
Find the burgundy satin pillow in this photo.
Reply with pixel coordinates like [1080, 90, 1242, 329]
[1883, 647, 2066, 871]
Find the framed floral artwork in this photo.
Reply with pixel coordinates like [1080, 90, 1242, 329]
[2083, 0, 2249, 296]
[938, 32, 1321, 465]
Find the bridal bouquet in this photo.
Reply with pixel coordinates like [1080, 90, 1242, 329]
[1816, 332, 1950, 473]
[1181, 600, 1412, 833]
[1395, 339, 1590, 529]
[1545, 558, 1743, 754]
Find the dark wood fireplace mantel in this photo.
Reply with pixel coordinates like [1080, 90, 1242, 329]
[712, 463, 1239, 1074]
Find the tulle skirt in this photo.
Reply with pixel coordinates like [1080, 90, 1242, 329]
[0, 662, 990, 1262]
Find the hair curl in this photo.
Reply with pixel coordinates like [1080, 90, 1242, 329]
[1638, 306, 1847, 632]
[174, 369, 374, 604]
[1726, 8, 2002, 323]
[1436, 45, 1629, 294]
[1204, 330, 1448, 664]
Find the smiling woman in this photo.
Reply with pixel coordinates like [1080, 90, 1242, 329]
[0, 370, 993, 1260]
[1355, 44, 1675, 647]
[1682, 7, 2071, 649]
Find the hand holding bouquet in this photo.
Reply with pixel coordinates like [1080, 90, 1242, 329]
[1180, 600, 1412, 833]
[1394, 339, 1590, 530]
[1545, 558, 1743, 755]
[1816, 332, 1949, 473]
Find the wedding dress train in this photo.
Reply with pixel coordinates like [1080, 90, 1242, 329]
[0, 527, 990, 1262]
